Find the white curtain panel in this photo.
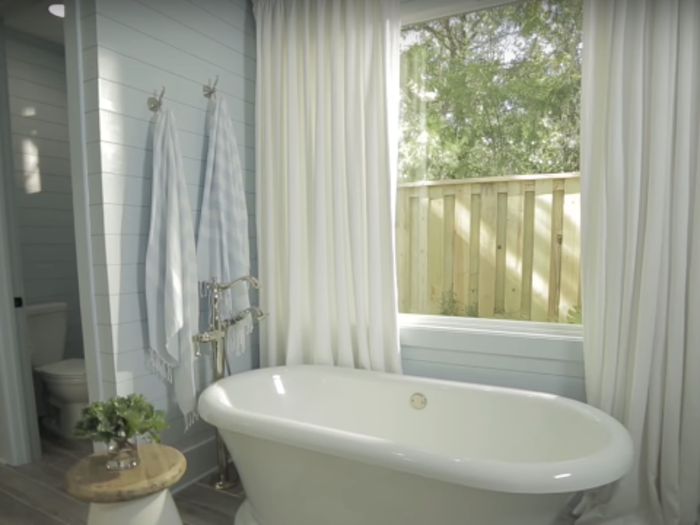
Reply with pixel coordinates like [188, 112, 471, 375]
[253, 0, 403, 372]
[579, 1, 700, 524]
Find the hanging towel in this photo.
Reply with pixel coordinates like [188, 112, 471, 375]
[197, 96, 251, 363]
[145, 109, 200, 428]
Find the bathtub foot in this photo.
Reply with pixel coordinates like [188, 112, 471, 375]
[235, 500, 258, 525]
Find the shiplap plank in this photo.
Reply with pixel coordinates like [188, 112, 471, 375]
[21, 245, 77, 263]
[16, 191, 73, 211]
[19, 227, 76, 245]
[96, 1, 255, 81]
[187, 0, 256, 37]
[91, 234, 147, 265]
[96, 203, 149, 235]
[95, 79, 255, 151]
[4, 37, 66, 73]
[96, 291, 146, 326]
[89, 110, 255, 168]
[403, 345, 584, 378]
[98, 321, 148, 355]
[11, 134, 71, 160]
[139, 0, 255, 59]
[23, 261, 78, 280]
[24, 279, 80, 300]
[91, 47, 255, 126]
[10, 115, 69, 142]
[93, 15, 255, 98]
[5, 57, 67, 91]
[93, 263, 144, 295]
[16, 172, 72, 194]
[9, 96, 68, 124]
[402, 359, 586, 401]
[13, 153, 71, 176]
[7, 77, 67, 108]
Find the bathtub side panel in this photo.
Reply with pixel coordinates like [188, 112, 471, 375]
[222, 430, 571, 525]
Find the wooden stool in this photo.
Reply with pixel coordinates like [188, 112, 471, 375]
[66, 443, 187, 525]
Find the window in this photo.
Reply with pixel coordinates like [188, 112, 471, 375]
[397, 0, 583, 324]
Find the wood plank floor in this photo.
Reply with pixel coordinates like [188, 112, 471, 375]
[0, 434, 243, 525]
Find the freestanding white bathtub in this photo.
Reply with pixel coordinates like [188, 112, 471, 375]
[198, 366, 632, 525]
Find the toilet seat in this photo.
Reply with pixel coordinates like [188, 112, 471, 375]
[38, 358, 86, 380]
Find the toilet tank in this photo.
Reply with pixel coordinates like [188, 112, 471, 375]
[25, 302, 68, 368]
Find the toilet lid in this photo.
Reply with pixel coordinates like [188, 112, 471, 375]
[38, 358, 87, 378]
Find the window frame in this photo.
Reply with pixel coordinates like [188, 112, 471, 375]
[397, 0, 584, 357]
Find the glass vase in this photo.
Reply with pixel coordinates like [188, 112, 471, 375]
[106, 438, 140, 471]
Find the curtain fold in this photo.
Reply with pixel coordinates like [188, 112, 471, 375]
[254, 0, 402, 373]
[579, 1, 700, 523]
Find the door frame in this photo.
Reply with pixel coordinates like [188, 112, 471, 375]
[0, 0, 104, 464]
[0, 17, 41, 465]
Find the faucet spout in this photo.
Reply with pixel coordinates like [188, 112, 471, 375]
[220, 276, 260, 291]
[231, 306, 267, 324]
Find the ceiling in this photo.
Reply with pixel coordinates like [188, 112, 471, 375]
[3, 0, 64, 45]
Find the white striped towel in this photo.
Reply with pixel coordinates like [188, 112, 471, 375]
[145, 109, 200, 428]
[197, 96, 252, 363]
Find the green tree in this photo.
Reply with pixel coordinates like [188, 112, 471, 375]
[400, 0, 583, 181]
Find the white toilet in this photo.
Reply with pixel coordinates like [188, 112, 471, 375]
[26, 302, 89, 438]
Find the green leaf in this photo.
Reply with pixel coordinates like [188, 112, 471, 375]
[74, 394, 169, 444]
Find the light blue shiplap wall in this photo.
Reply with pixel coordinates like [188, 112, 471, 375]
[401, 335, 586, 402]
[4, 32, 83, 359]
[81, 0, 257, 485]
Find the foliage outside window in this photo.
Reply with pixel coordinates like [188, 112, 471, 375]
[396, 0, 583, 324]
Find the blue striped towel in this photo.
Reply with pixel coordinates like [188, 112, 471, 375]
[197, 96, 252, 362]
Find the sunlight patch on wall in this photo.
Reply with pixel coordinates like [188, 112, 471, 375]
[21, 138, 42, 194]
[21, 106, 36, 117]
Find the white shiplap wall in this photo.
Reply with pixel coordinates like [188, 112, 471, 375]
[4, 32, 83, 358]
[83, 0, 257, 485]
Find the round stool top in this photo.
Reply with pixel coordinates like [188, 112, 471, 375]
[65, 443, 187, 503]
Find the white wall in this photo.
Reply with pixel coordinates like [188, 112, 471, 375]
[81, 0, 257, 487]
[4, 31, 83, 358]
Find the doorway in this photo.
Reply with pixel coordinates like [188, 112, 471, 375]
[0, 0, 99, 465]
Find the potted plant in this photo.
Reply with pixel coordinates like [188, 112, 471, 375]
[74, 394, 168, 471]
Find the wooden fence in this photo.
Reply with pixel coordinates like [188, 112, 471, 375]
[396, 173, 581, 323]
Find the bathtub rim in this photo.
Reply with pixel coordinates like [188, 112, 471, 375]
[198, 365, 633, 495]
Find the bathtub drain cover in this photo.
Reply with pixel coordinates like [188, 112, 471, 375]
[410, 393, 427, 410]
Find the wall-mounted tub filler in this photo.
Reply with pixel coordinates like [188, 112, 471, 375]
[199, 365, 633, 525]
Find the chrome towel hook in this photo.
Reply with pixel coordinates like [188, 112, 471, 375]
[203, 75, 219, 99]
[147, 86, 166, 112]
